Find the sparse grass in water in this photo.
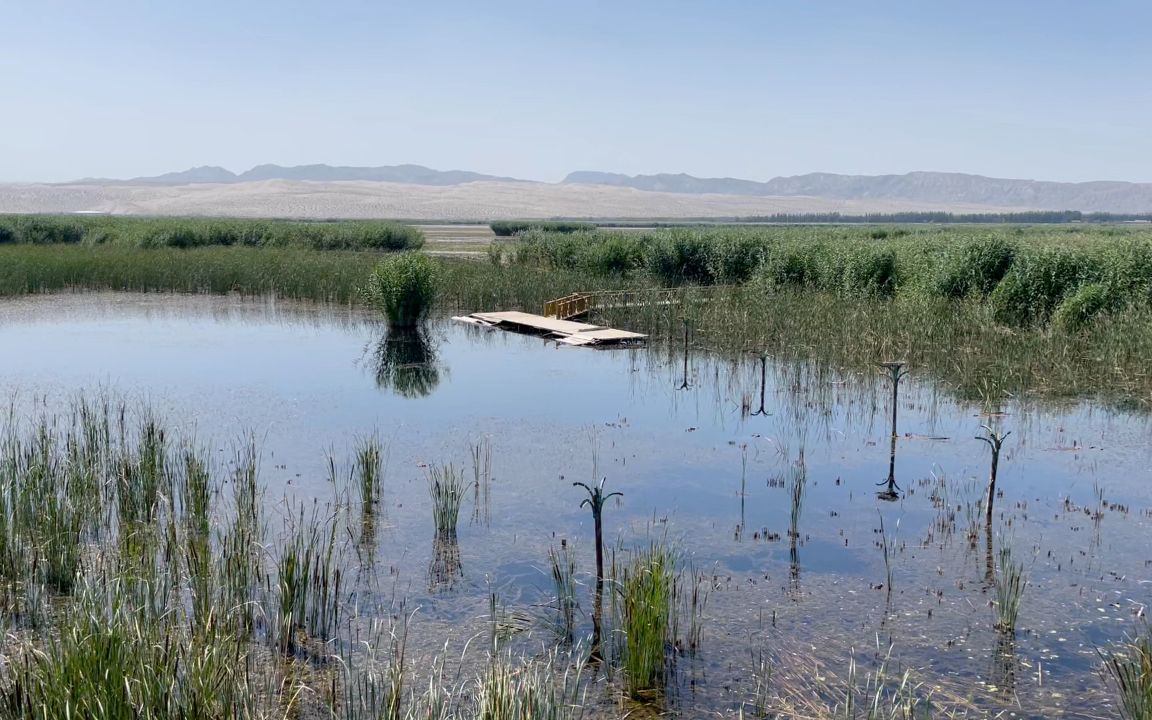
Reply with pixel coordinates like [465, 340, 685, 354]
[993, 543, 1026, 634]
[428, 462, 467, 534]
[549, 541, 579, 643]
[355, 430, 387, 509]
[1102, 623, 1152, 720]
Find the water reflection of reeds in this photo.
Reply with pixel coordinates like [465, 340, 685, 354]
[370, 326, 445, 398]
[429, 530, 463, 592]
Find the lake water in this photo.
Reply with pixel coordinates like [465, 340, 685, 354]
[2, 292, 1149, 718]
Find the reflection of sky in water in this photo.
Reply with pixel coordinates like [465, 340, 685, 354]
[2, 292, 1151, 717]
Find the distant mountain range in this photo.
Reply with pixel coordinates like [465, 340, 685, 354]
[562, 171, 1152, 214]
[69, 165, 1152, 213]
[77, 164, 526, 187]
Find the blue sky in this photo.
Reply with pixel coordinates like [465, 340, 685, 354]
[1, 0, 1149, 183]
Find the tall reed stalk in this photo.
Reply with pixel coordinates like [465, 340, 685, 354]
[1101, 624, 1152, 720]
[612, 542, 678, 698]
[993, 543, 1026, 634]
[428, 463, 466, 534]
[549, 541, 578, 643]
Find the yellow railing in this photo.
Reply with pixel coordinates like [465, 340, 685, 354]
[544, 287, 729, 320]
[543, 293, 592, 320]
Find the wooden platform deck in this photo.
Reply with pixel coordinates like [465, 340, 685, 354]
[451, 311, 646, 347]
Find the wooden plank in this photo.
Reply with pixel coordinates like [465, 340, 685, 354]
[571, 328, 647, 341]
[471, 311, 602, 335]
[465, 310, 646, 346]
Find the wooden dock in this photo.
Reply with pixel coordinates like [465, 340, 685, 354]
[451, 311, 646, 346]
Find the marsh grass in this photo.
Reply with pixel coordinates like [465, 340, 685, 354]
[428, 463, 467, 534]
[364, 252, 438, 328]
[470, 436, 492, 527]
[0, 214, 425, 251]
[473, 650, 588, 720]
[549, 542, 579, 643]
[276, 502, 344, 656]
[0, 394, 604, 720]
[355, 431, 388, 509]
[612, 542, 679, 698]
[993, 544, 1026, 634]
[877, 511, 898, 603]
[0, 244, 377, 302]
[1101, 624, 1152, 720]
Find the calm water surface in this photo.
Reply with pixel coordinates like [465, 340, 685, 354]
[2, 292, 1150, 719]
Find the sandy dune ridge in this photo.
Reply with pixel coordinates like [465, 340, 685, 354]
[0, 180, 1037, 220]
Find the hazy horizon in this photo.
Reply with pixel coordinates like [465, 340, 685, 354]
[3, 0, 1150, 185]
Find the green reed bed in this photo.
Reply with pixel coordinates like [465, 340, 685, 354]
[0, 214, 425, 251]
[0, 244, 377, 302]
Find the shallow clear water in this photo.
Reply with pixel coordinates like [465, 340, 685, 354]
[2, 292, 1150, 719]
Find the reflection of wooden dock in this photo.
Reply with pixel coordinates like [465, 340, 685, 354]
[451, 311, 646, 347]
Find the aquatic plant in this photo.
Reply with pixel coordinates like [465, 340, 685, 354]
[993, 543, 1026, 634]
[613, 541, 678, 698]
[0, 213, 425, 251]
[428, 462, 467, 534]
[472, 650, 587, 720]
[470, 436, 492, 527]
[355, 431, 387, 509]
[877, 510, 898, 602]
[276, 503, 343, 656]
[1101, 624, 1152, 720]
[490, 220, 596, 236]
[364, 252, 439, 328]
[549, 541, 578, 643]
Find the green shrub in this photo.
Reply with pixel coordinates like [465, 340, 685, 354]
[306, 222, 424, 251]
[363, 252, 438, 327]
[490, 220, 596, 236]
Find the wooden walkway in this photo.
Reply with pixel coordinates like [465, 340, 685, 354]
[544, 287, 723, 321]
[451, 311, 646, 346]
